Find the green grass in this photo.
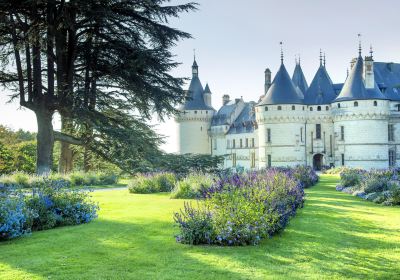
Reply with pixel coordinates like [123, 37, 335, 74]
[0, 175, 399, 279]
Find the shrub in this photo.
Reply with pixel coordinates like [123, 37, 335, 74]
[128, 173, 177, 194]
[173, 202, 214, 245]
[292, 165, 319, 188]
[171, 173, 214, 199]
[340, 169, 365, 187]
[26, 179, 99, 231]
[174, 170, 305, 246]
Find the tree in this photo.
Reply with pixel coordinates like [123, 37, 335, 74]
[0, 141, 13, 174]
[0, 0, 197, 174]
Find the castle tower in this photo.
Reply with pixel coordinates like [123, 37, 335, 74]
[175, 58, 215, 154]
[332, 45, 389, 169]
[256, 45, 306, 168]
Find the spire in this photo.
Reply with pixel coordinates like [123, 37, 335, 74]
[204, 83, 211, 94]
[358, 33, 362, 57]
[323, 53, 326, 67]
[369, 44, 374, 60]
[280, 41, 284, 64]
[192, 50, 198, 77]
[319, 49, 323, 66]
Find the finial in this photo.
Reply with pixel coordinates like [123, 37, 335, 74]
[193, 48, 196, 61]
[280, 41, 283, 64]
[298, 54, 301, 65]
[358, 33, 362, 56]
[319, 49, 322, 66]
[323, 52, 326, 67]
[369, 44, 373, 59]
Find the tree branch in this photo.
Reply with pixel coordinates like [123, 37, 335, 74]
[53, 131, 83, 145]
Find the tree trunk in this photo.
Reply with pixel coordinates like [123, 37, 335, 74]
[58, 115, 74, 173]
[35, 110, 54, 175]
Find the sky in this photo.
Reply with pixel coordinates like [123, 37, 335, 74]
[1, 0, 400, 152]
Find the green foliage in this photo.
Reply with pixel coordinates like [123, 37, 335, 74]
[0, 171, 118, 188]
[170, 173, 214, 199]
[0, 141, 13, 175]
[128, 173, 177, 194]
[11, 141, 36, 174]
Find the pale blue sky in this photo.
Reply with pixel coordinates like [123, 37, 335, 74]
[1, 0, 400, 152]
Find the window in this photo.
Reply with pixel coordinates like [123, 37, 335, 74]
[227, 140, 230, 148]
[317, 106, 321, 111]
[267, 128, 271, 142]
[329, 135, 333, 157]
[316, 124, 321, 139]
[397, 104, 400, 111]
[341, 154, 345, 166]
[245, 138, 249, 148]
[200, 126, 202, 131]
[374, 101, 378, 107]
[265, 106, 268, 111]
[267, 154, 271, 168]
[232, 153, 237, 167]
[232, 139, 236, 148]
[251, 152, 256, 168]
[389, 124, 394, 141]
[338, 103, 341, 108]
[354, 101, 358, 107]
[326, 106, 329, 111]
[206, 111, 208, 114]
[240, 139, 243, 148]
[292, 105, 295, 110]
[194, 110, 197, 114]
[277, 106, 282, 111]
[300, 127, 303, 142]
[311, 132, 314, 153]
[213, 139, 217, 150]
[340, 126, 344, 140]
[310, 107, 313, 111]
[302, 106, 305, 111]
[251, 138, 255, 147]
[389, 150, 396, 167]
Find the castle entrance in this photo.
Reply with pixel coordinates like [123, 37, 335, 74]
[313, 154, 324, 171]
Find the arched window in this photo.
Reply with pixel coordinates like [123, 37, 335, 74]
[374, 101, 378, 106]
[265, 106, 268, 111]
[277, 106, 282, 111]
[338, 103, 341, 108]
[354, 101, 358, 107]
[326, 106, 329, 111]
[310, 107, 313, 111]
[292, 105, 295, 110]
[317, 106, 321, 111]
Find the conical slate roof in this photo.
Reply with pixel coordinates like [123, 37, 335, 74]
[204, 83, 211, 94]
[259, 63, 303, 105]
[180, 76, 214, 110]
[292, 64, 308, 95]
[335, 56, 386, 102]
[304, 65, 336, 104]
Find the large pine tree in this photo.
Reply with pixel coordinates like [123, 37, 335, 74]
[0, 0, 197, 174]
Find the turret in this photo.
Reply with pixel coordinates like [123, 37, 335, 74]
[264, 68, 271, 94]
[203, 83, 212, 107]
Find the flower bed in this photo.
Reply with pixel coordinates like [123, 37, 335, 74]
[336, 168, 400, 206]
[0, 180, 99, 241]
[173, 168, 315, 246]
[128, 173, 177, 194]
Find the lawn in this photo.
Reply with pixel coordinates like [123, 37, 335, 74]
[0, 175, 399, 279]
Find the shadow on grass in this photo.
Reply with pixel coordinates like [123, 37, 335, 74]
[0, 175, 399, 279]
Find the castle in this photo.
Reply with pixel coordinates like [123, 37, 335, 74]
[175, 45, 400, 170]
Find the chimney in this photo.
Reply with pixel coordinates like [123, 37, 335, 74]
[222, 94, 230, 105]
[364, 56, 374, 89]
[264, 68, 271, 94]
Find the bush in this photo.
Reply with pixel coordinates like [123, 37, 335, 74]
[174, 170, 305, 246]
[340, 169, 365, 187]
[171, 173, 214, 199]
[0, 194, 30, 240]
[0, 171, 119, 189]
[291, 166, 319, 188]
[128, 173, 177, 194]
